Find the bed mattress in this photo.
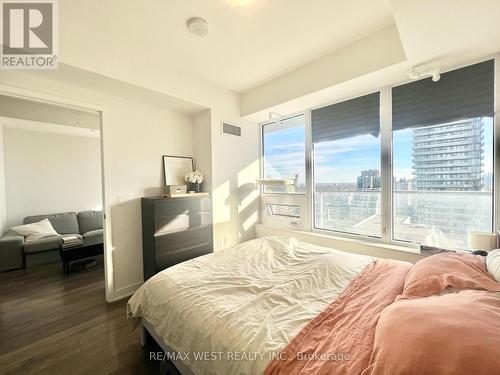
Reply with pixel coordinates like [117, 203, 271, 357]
[127, 237, 373, 375]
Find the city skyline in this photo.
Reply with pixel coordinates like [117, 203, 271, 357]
[264, 117, 493, 188]
[264, 117, 495, 247]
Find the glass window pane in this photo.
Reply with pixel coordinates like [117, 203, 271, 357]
[262, 115, 305, 194]
[393, 117, 494, 248]
[313, 122, 381, 237]
[266, 203, 300, 218]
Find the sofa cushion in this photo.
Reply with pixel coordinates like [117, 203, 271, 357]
[0, 231, 25, 270]
[83, 229, 103, 247]
[24, 212, 79, 235]
[23, 235, 62, 253]
[77, 211, 103, 235]
[11, 218, 59, 242]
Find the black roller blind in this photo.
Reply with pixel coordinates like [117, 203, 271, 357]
[311, 92, 380, 144]
[392, 60, 494, 131]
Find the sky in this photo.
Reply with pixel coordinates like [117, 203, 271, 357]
[263, 122, 306, 182]
[263, 117, 494, 184]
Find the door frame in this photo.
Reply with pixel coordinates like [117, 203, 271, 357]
[0, 83, 114, 302]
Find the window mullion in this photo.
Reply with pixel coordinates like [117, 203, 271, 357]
[494, 54, 500, 232]
[380, 88, 393, 243]
[304, 109, 313, 231]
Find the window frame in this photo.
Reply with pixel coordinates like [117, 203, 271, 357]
[309, 90, 384, 240]
[260, 112, 307, 196]
[259, 54, 500, 251]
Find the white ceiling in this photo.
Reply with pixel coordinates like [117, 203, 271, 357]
[392, 0, 500, 67]
[242, 0, 500, 121]
[59, 0, 394, 93]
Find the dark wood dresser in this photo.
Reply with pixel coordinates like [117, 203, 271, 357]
[141, 195, 213, 280]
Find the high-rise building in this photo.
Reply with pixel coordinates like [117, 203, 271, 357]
[412, 119, 484, 191]
[406, 118, 489, 247]
[357, 169, 381, 190]
[394, 177, 415, 191]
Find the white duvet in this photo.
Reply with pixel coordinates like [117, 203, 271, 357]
[127, 237, 373, 375]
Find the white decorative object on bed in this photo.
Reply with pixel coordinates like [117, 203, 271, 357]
[486, 249, 500, 282]
[468, 231, 498, 251]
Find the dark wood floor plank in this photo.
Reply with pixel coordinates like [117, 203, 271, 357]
[0, 259, 159, 375]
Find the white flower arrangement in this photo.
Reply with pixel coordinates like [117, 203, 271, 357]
[185, 170, 204, 184]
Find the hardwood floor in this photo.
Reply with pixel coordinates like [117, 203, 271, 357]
[0, 259, 161, 375]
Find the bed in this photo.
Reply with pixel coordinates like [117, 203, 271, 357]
[127, 237, 500, 375]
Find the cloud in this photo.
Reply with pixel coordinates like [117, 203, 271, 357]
[264, 152, 305, 181]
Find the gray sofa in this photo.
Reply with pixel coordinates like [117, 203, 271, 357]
[0, 210, 103, 271]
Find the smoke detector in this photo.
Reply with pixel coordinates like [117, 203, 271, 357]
[187, 17, 208, 37]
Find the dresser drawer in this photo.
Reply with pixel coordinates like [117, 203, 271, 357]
[142, 196, 213, 280]
[153, 197, 211, 218]
[154, 211, 212, 235]
[155, 243, 212, 271]
[154, 225, 212, 255]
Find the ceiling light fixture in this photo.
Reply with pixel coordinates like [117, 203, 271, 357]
[231, 0, 253, 7]
[187, 17, 208, 37]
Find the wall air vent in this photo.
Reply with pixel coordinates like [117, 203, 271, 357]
[222, 122, 241, 137]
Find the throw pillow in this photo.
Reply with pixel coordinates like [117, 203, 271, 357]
[11, 218, 59, 242]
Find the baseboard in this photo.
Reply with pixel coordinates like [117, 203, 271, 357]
[107, 281, 143, 302]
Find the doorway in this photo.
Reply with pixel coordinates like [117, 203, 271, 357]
[0, 92, 108, 289]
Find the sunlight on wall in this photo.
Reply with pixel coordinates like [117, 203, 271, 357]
[213, 179, 230, 224]
[239, 189, 259, 214]
[242, 211, 258, 232]
[210, 158, 260, 248]
[237, 159, 260, 213]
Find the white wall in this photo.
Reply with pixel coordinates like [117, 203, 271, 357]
[0, 126, 6, 235]
[49, 59, 262, 253]
[105, 101, 194, 297]
[40, 64, 262, 256]
[211, 109, 260, 249]
[2, 127, 102, 229]
[193, 109, 212, 192]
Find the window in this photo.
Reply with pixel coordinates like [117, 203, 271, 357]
[266, 203, 300, 218]
[262, 114, 305, 194]
[312, 93, 381, 237]
[260, 59, 497, 251]
[392, 60, 495, 248]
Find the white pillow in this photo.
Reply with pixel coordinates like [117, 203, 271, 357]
[486, 249, 500, 282]
[11, 218, 59, 242]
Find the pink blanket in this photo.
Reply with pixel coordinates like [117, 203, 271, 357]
[364, 253, 500, 375]
[364, 290, 500, 375]
[265, 252, 500, 375]
[264, 259, 412, 375]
